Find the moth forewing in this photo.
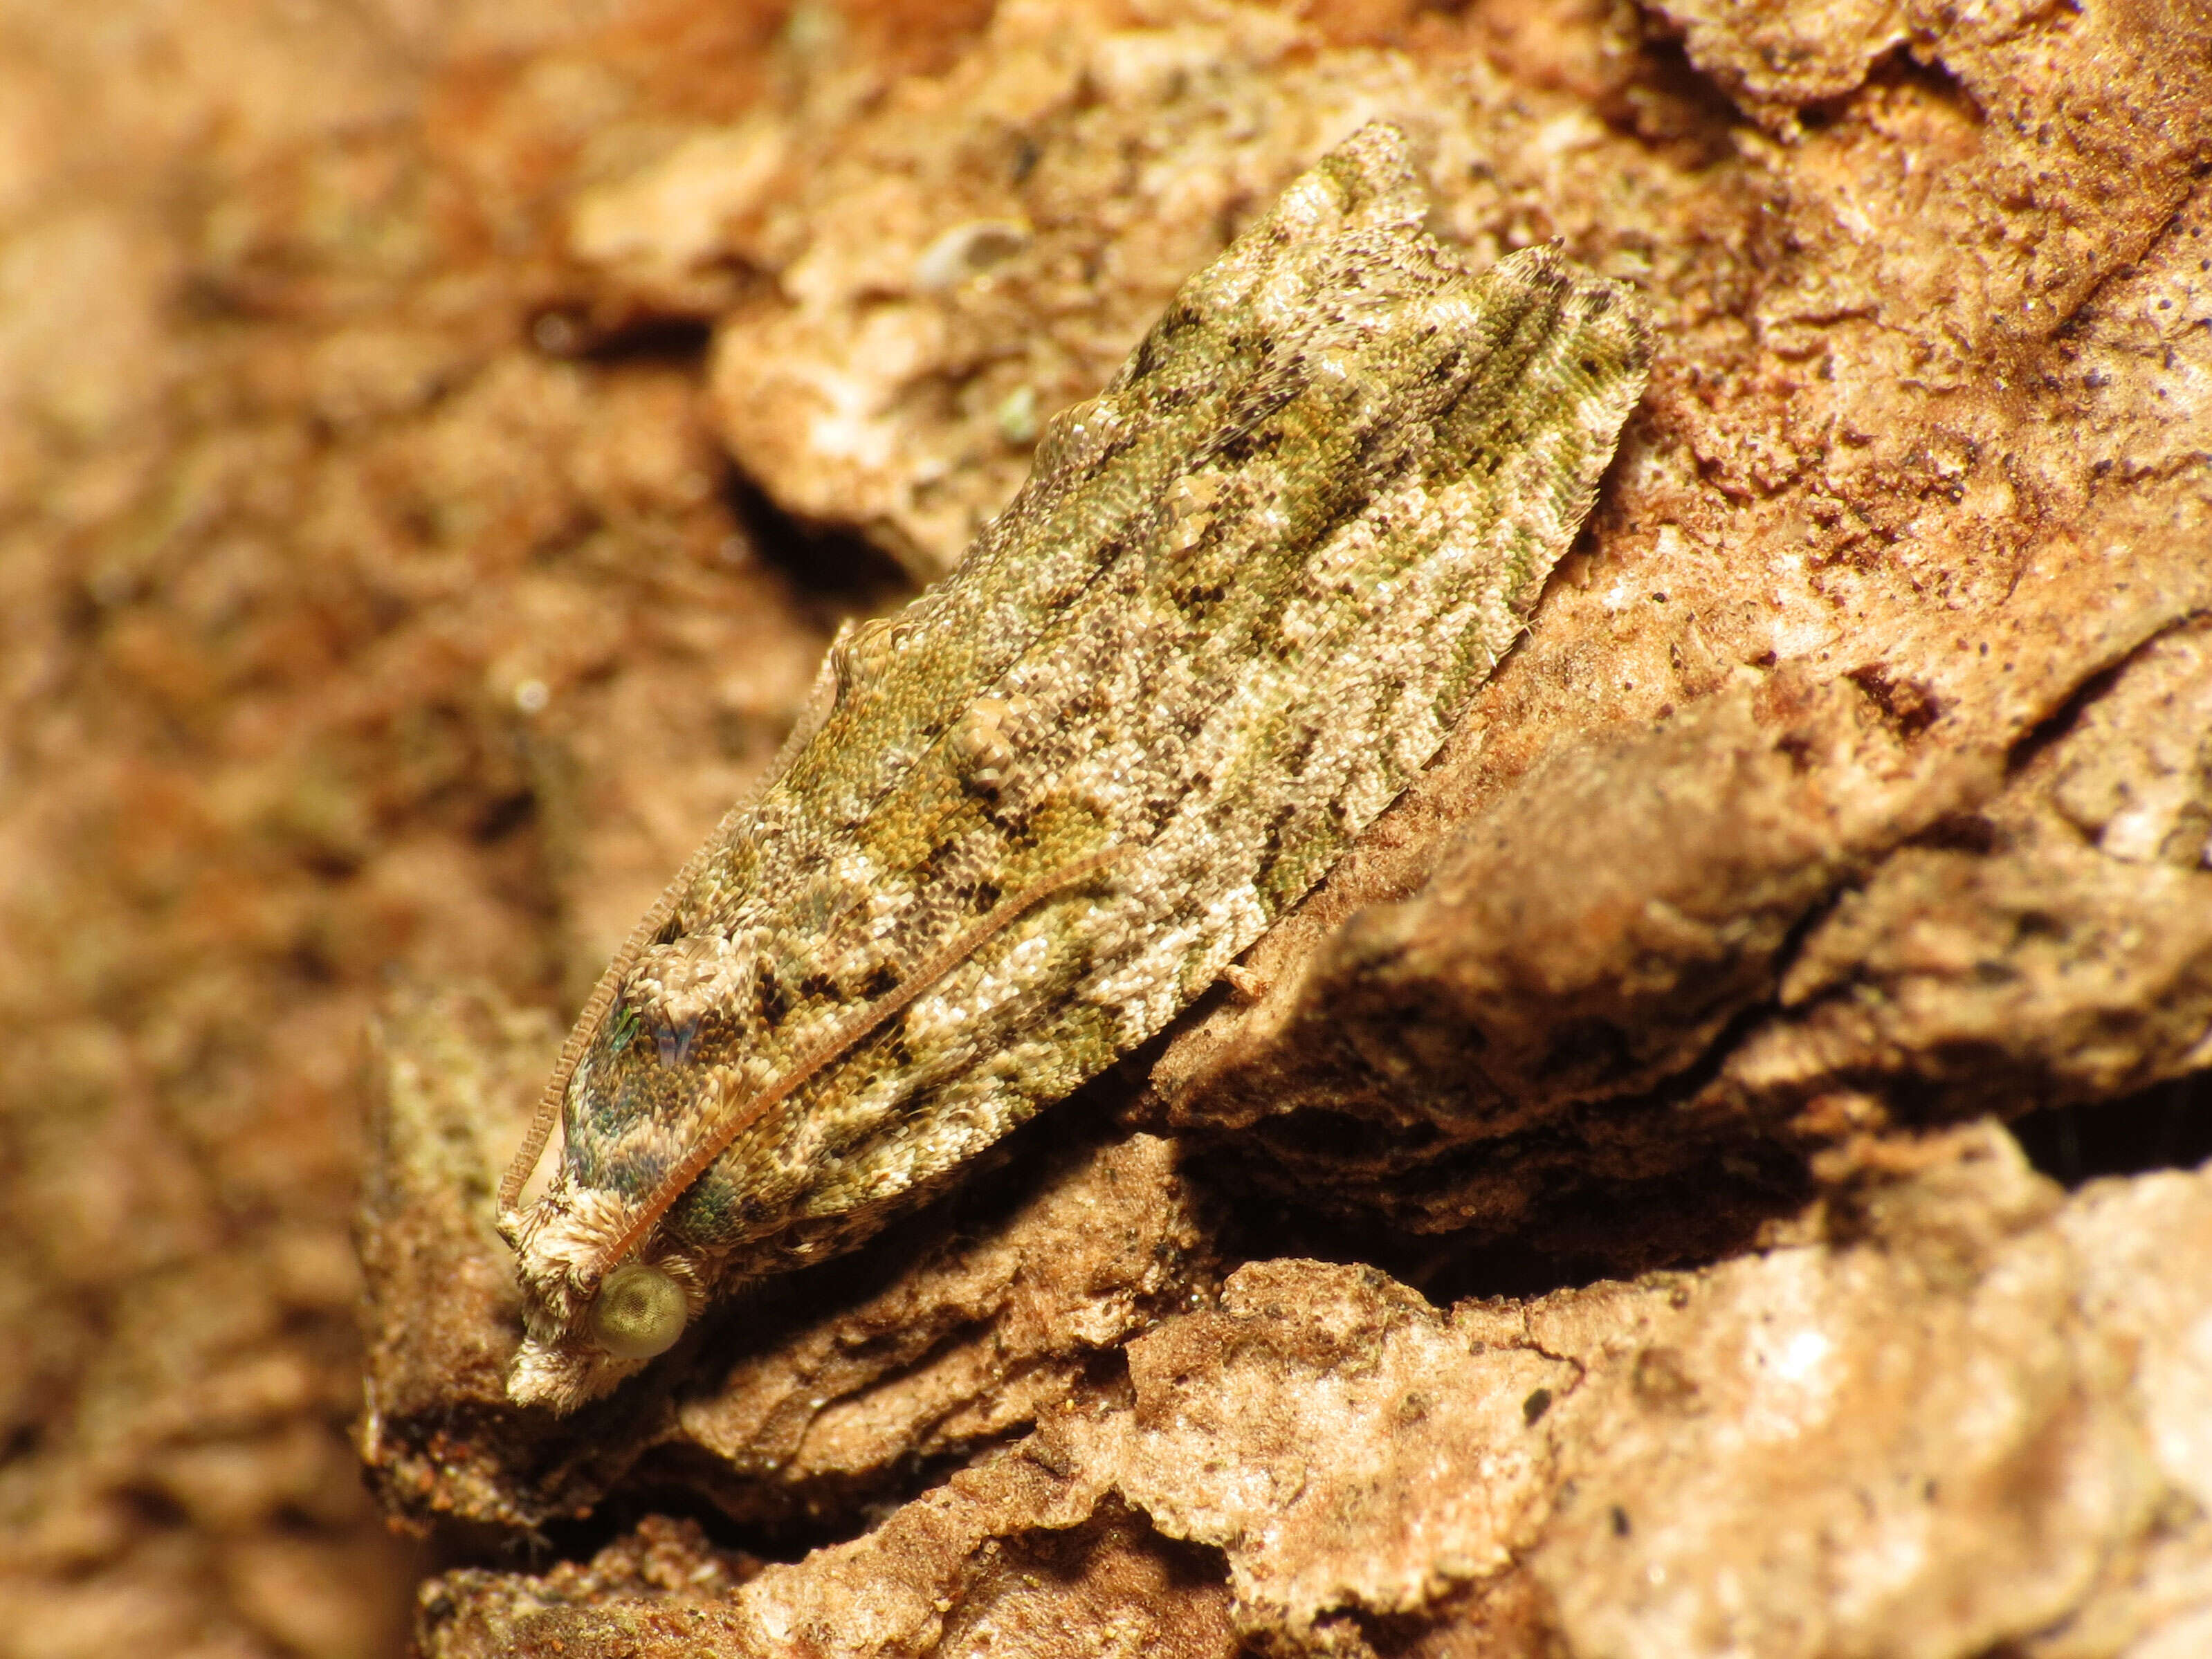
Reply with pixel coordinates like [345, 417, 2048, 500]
[503, 121, 1650, 1412]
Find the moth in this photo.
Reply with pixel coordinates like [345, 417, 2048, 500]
[497, 122, 1650, 1410]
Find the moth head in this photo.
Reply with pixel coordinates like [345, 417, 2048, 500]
[588, 1261, 688, 1359]
[505, 1186, 710, 1411]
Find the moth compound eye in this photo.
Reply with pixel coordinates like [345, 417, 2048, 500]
[588, 1263, 688, 1359]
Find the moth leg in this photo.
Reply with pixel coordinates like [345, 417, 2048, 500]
[1221, 961, 1270, 1005]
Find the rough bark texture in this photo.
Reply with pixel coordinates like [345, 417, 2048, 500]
[3, 1, 2210, 1658]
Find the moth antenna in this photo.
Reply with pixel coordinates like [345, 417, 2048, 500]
[589, 844, 1128, 1275]
[498, 633, 856, 1222]
[497, 892, 668, 1222]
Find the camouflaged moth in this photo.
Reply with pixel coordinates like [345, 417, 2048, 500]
[497, 122, 1650, 1410]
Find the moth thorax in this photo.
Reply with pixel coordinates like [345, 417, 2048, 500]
[951, 696, 1032, 789]
[633, 932, 753, 1032]
[589, 1262, 688, 1359]
[834, 613, 912, 686]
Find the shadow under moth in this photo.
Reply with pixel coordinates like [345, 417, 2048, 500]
[497, 122, 1650, 1411]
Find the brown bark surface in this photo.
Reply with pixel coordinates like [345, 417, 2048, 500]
[3, 2, 2209, 1657]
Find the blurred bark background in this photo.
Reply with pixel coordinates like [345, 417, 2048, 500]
[3, 2, 2209, 1657]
